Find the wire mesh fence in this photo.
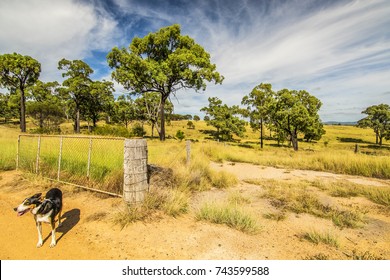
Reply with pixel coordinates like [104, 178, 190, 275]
[17, 135, 125, 196]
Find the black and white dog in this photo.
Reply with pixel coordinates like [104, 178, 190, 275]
[14, 188, 63, 248]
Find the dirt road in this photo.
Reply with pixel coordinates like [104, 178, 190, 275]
[1, 164, 389, 260]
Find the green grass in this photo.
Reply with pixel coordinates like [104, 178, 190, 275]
[196, 202, 260, 234]
[1, 121, 389, 195]
[0, 125, 18, 170]
[14, 134, 125, 193]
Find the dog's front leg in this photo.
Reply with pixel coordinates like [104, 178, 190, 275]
[49, 220, 56, 248]
[36, 221, 43, 248]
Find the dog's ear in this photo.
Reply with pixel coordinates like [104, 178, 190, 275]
[39, 200, 53, 215]
[31, 193, 42, 199]
[28, 193, 42, 205]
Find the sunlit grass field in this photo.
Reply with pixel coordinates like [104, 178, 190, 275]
[1, 119, 389, 180]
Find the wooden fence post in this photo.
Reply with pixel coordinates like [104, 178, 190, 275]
[123, 139, 149, 205]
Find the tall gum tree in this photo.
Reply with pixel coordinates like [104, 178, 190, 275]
[0, 53, 41, 132]
[358, 104, 390, 146]
[270, 89, 323, 151]
[58, 58, 93, 133]
[107, 24, 223, 141]
[242, 83, 274, 148]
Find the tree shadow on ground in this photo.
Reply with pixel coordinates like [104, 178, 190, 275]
[337, 137, 371, 144]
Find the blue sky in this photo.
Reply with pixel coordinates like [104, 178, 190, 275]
[0, 0, 389, 122]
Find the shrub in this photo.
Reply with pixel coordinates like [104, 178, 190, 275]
[176, 130, 185, 141]
[93, 125, 130, 137]
[131, 123, 146, 137]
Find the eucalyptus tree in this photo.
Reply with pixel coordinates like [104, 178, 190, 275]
[0, 92, 19, 123]
[58, 58, 93, 133]
[135, 92, 173, 138]
[107, 24, 223, 141]
[201, 97, 246, 141]
[27, 80, 64, 130]
[114, 94, 137, 128]
[358, 104, 390, 145]
[0, 53, 41, 132]
[242, 83, 275, 148]
[84, 80, 114, 128]
[270, 89, 324, 151]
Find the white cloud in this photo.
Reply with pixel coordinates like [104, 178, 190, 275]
[182, 0, 390, 121]
[0, 0, 118, 81]
[1, 0, 388, 122]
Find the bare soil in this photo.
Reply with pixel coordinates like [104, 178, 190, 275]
[1, 163, 389, 260]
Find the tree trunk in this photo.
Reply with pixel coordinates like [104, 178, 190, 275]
[159, 94, 168, 141]
[260, 118, 263, 149]
[20, 88, 26, 132]
[291, 133, 299, 151]
[75, 109, 80, 133]
[39, 112, 44, 129]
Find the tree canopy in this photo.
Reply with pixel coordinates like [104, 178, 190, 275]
[26, 80, 63, 132]
[107, 24, 223, 140]
[201, 97, 246, 141]
[242, 83, 274, 148]
[58, 58, 93, 133]
[270, 88, 324, 151]
[0, 53, 41, 132]
[357, 104, 390, 145]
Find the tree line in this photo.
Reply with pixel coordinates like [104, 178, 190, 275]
[1, 24, 388, 149]
[202, 83, 325, 151]
[0, 24, 222, 140]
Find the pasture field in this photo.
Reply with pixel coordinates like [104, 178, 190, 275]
[1, 121, 389, 180]
[1, 120, 390, 260]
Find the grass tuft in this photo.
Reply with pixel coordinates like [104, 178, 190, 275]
[350, 250, 384, 260]
[263, 211, 287, 221]
[252, 179, 366, 228]
[303, 230, 340, 248]
[196, 202, 260, 234]
[113, 187, 189, 229]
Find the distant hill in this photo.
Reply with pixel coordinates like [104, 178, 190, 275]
[323, 121, 357, 126]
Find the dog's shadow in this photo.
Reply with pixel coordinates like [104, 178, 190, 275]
[43, 209, 80, 245]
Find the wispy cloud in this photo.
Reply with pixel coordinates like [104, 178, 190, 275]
[106, 0, 390, 121]
[0, 0, 118, 81]
[1, 0, 389, 121]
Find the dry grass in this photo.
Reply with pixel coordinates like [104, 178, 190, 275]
[247, 179, 367, 229]
[303, 230, 340, 248]
[112, 187, 190, 229]
[263, 211, 287, 221]
[350, 250, 384, 260]
[196, 202, 260, 234]
[312, 179, 390, 207]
